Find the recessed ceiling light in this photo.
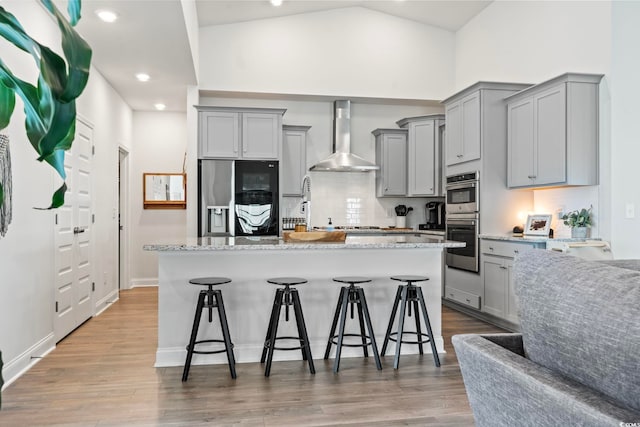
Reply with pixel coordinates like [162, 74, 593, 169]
[154, 103, 166, 111]
[95, 9, 118, 23]
[270, 0, 283, 6]
[135, 73, 150, 82]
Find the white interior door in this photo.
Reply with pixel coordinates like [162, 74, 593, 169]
[54, 119, 94, 341]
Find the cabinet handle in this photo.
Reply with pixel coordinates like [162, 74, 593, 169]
[500, 266, 508, 270]
[465, 298, 471, 303]
[457, 154, 463, 158]
[449, 293, 454, 297]
[488, 246, 494, 251]
[514, 250, 519, 254]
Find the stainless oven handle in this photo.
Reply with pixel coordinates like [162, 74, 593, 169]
[446, 181, 477, 191]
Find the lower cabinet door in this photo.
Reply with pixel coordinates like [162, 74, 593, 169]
[482, 256, 507, 318]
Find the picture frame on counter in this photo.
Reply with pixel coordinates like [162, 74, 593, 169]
[524, 214, 552, 236]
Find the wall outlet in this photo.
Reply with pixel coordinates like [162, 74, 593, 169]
[625, 203, 635, 219]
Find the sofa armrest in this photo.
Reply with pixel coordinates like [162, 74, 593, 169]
[476, 333, 525, 356]
[452, 334, 640, 427]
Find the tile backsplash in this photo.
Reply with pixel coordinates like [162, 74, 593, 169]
[281, 172, 435, 229]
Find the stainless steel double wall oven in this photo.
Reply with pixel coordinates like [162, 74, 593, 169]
[445, 172, 479, 273]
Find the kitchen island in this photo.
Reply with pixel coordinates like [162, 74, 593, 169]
[145, 234, 464, 368]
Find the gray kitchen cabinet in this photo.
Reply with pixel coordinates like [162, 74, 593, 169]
[373, 128, 407, 197]
[281, 125, 310, 196]
[480, 239, 543, 324]
[396, 115, 445, 197]
[444, 92, 480, 166]
[197, 106, 286, 160]
[442, 82, 531, 173]
[506, 73, 603, 188]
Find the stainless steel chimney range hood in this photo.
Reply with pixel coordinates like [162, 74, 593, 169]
[309, 100, 379, 172]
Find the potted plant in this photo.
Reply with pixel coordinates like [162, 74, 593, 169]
[562, 207, 592, 238]
[0, 0, 91, 210]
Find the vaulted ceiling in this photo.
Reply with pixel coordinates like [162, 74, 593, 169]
[59, 0, 491, 111]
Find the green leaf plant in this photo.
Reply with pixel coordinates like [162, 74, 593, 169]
[562, 206, 593, 228]
[0, 0, 91, 209]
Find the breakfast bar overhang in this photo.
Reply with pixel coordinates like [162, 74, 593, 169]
[145, 235, 464, 368]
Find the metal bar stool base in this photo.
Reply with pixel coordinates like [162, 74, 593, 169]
[380, 276, 440, 370]
[261, 278, 315, 377]
[324, 277, 382, 373]
[182, 277, 236, 381]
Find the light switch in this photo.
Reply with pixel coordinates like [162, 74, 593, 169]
[625, 203, 635, 219]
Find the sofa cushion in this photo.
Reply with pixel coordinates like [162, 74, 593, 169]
[514, 250, 640, 413]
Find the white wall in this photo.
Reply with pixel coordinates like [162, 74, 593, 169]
[0, 1, 132, 384]
[130, 112, 188, 285]
[199, 6, 455, 101]
[455, 1, 614, 246]
[611, 1, 640, 258]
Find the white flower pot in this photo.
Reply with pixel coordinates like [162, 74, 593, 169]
[571, 227, 589, 239]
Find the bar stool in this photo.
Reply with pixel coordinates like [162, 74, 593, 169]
[182, 277, 236, 381]
[380, 275, 440, 369]
[261, 277, 315, 377]
[324, 276, 382, 373]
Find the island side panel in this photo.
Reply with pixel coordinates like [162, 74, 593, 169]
[156, 247, 443, 367]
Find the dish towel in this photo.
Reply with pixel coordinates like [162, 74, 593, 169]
[0, 134, 12, 237]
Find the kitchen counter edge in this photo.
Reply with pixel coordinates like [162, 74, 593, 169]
[144, 237, 463, 252]
[480, 234, 601, 243]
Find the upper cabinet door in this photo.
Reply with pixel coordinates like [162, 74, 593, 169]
[507, 97, 535, 187]
[199, 111, 239, 158]
[383, 133, 407, 196]
[408, 120, 436, 196]
[534, 84, 567, 186]
[374, 129, 407, 197]
[460, 92, 481, 163]
[282, 126, 309, 196]
[242, 112, 281, 159]
[445, 102, 462, 166]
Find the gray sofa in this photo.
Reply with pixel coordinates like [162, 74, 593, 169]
[452, 250, 640, 426]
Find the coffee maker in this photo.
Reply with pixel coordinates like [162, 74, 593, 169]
[422, 201, 445, 230]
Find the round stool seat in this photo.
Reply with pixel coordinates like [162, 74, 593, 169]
[188, 277, 232, 286]
[390, 275, 429, 283]
[333, 276, 372, 285]
[267, 277, 308, 286]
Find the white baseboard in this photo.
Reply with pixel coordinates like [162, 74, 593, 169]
[2, 333, 55, 390]
[94, 289, 120, 316]
[154, 338, 445, 368]
[130, 278, 158, 288]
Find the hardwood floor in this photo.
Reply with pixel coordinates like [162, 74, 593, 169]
[1, 287, 505, 426]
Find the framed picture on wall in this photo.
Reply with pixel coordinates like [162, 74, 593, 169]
[524, 214, 552, 236]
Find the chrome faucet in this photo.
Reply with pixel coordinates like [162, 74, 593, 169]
[301, 175, 312, 231]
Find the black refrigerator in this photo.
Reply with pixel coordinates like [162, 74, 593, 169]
[234, 160, 279, 236]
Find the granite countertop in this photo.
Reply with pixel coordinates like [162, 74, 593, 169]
[480, 234, 599, 243]
[311, 228, 446, 237]
[144, 234, 464, 252]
